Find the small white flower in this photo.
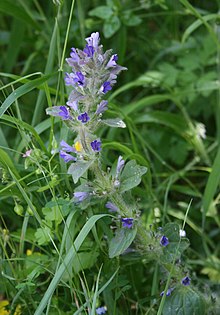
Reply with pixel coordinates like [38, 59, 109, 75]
[179, 229, 186, 237]
[196, 123, 206, 139]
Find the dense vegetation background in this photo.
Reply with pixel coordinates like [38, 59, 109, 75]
[0, 0, 220, 314]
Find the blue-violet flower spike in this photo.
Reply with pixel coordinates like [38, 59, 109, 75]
[74, 192, 89, 202]
[91, 139, 101, 152]
[58, 106, 70, 120]
[101, 81, 112, 94]
[181, 276, 191, 286]
[60, 151, 76, 163]
[78, 112, 90, 123]
[105, 202, 119, 212]
[160, 235, 169, 247]
[121, 218, 134, 229]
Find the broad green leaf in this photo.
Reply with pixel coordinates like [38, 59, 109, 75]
[72, 251, 99, 274]
[42, 199, 70, 224]
[162, 286, 207, 315]
[35, 226, 52, 245]
[160, 223, 189, 264]
[103, 15, 121, 38]
[89, 6, 113, 19]
[68, 160, 94, 184]
[102, 118, 126, 128]
[109, 227, 137, 258]
[120, 160, 147, 193]
[122, 12, 142, 26]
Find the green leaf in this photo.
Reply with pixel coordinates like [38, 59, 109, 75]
[72, 251, 99, 273]
[122, 12, 142, 26]
[35, 226, 52, 245]
[162, 286, 207, 315]
[103, 15, 121, 38]
[160, 223, 189, 264]
[120, 160, 147, 193]
[68, 160, 94, 184]
[42, 199, 70, 225]
[102, 118, 126, 128]
[109, 227, 137, 258]
[89, 6, 113, 19]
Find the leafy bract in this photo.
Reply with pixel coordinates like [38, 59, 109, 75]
[101, 118, 126, 128]
[109, 227, 137, 258]
[120, 160, 147, 193]
[68, 160, 94, 184]
[162, 286, 207, 315]
[160, 223, 189, 264]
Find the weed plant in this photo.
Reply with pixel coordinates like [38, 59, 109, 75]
[0, 1, 220, 314]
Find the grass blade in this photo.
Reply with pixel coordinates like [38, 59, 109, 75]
[0, 73, 54, 118]
[202, 148, 220, 228]
[34, 214, 108, 315]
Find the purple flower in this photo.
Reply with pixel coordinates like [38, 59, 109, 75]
[64, 73, 75, 86]
[22, 149, 32, 157]
[83, 44, 95, 57]
[60, 140, 76, 153]
[74, 191, 89, 202]
[85, 32, 100, 49]
[121, 218, 134, 229]
[105, 201, 119, 212]
[181, 276, 191, 286]
[60, 151, 76, 163]
[66, 100, 78, 111]
[58, 106, 70, 120]
[116, 156, 125, 176]
[91, 139, 101, 152]
[73, 71, 85, 86]
[66, 48, 80, 67]
[96, 306, 107, 315]
[106, 54, 118, 68]
[100, 81, 112, 94]
[160, 235, 169, 247]
[96, 100, 108, 115]
[160, 288, 173, 297]
[78, 112, 90, 123]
